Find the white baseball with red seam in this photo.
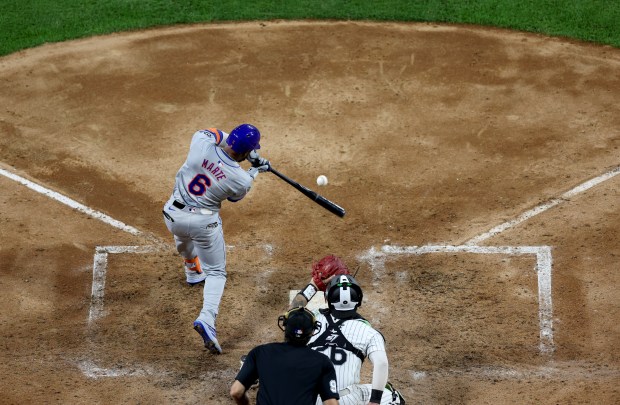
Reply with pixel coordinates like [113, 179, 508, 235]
[316, 175, 328, 186]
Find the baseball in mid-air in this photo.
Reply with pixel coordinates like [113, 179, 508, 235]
[316, 175, 328, 186]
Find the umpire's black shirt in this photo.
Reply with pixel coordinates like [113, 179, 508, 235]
[236, 341, 339, 405]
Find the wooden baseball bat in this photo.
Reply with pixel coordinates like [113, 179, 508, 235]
[269, 166, 346, 218]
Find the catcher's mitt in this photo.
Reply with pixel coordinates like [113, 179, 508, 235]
[311, 255, 351, 291]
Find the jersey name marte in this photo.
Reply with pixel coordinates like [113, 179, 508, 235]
[172, 129, 253, 211]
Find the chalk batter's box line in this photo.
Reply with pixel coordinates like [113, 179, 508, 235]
[93, 245, 553, 351]
[0, 167, 142, 235]
[88, 245, 159, 324]
[361, 244, 554, 353]
[87, 243, 258, 324]
[4, 164, 617, 356]
[466, 165, 620, 245]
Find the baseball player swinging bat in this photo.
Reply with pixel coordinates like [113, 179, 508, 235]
[269, 166, 346, 218]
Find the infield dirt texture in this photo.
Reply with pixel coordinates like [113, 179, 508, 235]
[0, 21, 619, 404]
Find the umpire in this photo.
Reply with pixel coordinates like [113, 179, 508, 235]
[230, 307, 339, 405]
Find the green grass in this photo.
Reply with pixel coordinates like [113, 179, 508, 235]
[1, 0, 619, 56]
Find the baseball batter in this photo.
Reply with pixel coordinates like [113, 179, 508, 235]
[162, 124, 269, 354]
[292, 257, 406, 405]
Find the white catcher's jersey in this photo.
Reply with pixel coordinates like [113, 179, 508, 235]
[308, 312, 386, 390]
[172, 128, 253, 211]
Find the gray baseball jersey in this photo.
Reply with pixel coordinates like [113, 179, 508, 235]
[172, 128, 254, 210]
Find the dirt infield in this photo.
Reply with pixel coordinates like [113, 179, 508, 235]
[0, 21, 618, 404]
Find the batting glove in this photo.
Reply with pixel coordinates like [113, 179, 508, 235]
[247, 150, 269, 168]
[247, 163, 269, 179]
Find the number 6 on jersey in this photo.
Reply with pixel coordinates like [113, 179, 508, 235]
[188, 174, 212, 195]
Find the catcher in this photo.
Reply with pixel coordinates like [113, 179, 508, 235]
[291, 255, 406, 405]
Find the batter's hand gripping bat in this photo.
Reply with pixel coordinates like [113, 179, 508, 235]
[269, 166, 346, 218]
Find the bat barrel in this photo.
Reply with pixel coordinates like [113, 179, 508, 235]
[269, 167, 345, 217]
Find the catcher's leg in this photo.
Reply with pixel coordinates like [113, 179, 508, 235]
[355, 383, 405, 405]
[338, 385, 366, 405]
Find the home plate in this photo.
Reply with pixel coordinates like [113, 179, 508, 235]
[288, 290, 327, 312]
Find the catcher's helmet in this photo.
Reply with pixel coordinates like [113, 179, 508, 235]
[326, 274, 363, 317]
[278, 307, 320, 346]
[226, 123, 261, 154]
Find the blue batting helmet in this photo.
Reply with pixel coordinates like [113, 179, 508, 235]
[227, 124, 261, 154]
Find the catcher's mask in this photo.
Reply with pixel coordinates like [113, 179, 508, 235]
[278, 307, 321, 346]
[326, 274, 363, 318]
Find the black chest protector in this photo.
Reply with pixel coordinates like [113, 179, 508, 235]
[308, 308, 366, 363]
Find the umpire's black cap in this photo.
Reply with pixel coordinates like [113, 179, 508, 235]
[278, 307, 318, 346]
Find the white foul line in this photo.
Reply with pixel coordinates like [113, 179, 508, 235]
[361, 244, 554, 353]
[0, 167, 141, 235]
[409, 363, 620, 380]
[0, 166, 163, 378]
[466, 166, 620, 245]
[89, 245, 159, 323]
[78, 360, 161, 378]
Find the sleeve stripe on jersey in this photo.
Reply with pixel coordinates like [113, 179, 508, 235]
[207, 127, 223, 145]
